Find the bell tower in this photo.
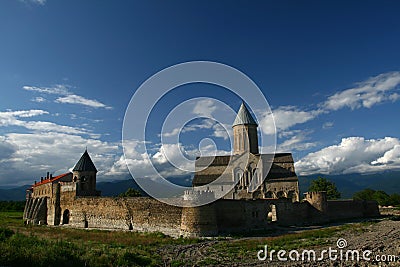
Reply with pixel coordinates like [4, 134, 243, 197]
[72, 149, 98, 196]
[232, 102, 259, 155]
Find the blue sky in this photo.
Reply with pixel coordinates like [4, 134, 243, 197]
[1, 0, 400, 187]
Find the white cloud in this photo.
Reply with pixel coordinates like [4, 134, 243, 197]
[277, 131, 317, 152]
[322, 122, 334, 129]
[0, 132, 119, 186]
[19, 0, 46, 6]
[192, 99, 217, 117]
[32, 0, 46, 5]
[23, 85, 70, 95]
[56, 94, 112, 109]
[161, 119, 231, 140]
[259, 106, 320, 135]
[211, 122, 231, 140]
[0, 109, 49, 119]
[0, 109, 91, 136]
[295, 137, 400, 175]
[257, 71, 400, 153]
[31, 97, 46, 103]
[23, 84, 112, 109]
[323, 71, 400, 111]
[108, 141, 198, 179]
[371, 145, 400, 165]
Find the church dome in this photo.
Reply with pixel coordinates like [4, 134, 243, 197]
[232, 102, 258, 127]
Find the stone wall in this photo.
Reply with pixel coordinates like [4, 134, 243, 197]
[65, 197, 183, 237]
[327, 200, 380, 220]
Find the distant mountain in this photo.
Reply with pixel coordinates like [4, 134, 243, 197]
[1, 172, 399, 201]
[299, 172, 400, 198]
[0, 185, 30, 201]
[97, 178, 146, 196]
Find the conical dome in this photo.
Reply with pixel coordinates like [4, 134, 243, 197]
[73, 149, 97, 172]
[232, 102, 258, 127]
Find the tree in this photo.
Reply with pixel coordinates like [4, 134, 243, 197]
[118, 188, 142, 197]
[353, 188, 375, 201]
[353, 188, 400, 206]
[308, 177, 341, 200]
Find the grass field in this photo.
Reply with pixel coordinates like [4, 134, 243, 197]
[0, 211, 381, 266]
[0, 211, 201, 266]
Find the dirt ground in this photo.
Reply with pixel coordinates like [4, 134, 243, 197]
[159, 208, 400, 266]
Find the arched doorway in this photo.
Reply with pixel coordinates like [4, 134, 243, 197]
[62, 209, 70, 225]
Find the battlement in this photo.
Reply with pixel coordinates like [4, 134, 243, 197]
[183, 189, 215, 203]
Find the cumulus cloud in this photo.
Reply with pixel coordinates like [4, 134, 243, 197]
[108, 141, 199, 179]
[371, 145, 400, 165]
[295, 137, 400, 175]
[323, 71, 400, 111]
[257, 71, 400, 136]
[256, 71, 400, 154]
[23, 84, 112, 109]
[259, 106, 320, 135]
[0, 132, 119, 186]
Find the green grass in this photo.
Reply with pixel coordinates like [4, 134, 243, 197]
[0, 211, 24, 227]
[0, 211, 201, 266]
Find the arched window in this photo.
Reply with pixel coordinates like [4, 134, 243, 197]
[265, 191, 273, 198]
[276, 191, 285, 199]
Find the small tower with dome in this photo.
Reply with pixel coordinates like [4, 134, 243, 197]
[72, 149, 99, 196]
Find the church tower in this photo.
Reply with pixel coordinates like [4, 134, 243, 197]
[72, 149, 98, 196]
[232, 102, 259, 155]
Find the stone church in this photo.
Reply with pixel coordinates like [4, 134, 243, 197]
[24, 103, 379, 237]
[193, 102, 299, 202]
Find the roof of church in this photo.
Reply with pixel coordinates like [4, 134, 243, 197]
[232, 102, 258, 127]
[32, 172, 72, 188]
[73, 149, 97, 172]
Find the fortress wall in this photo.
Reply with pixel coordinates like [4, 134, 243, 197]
[328, 200, 362, 220]
[361, 200, 380, 217]
[327, 200, 380, 221]
[273, 201, 308, 225]
[180, 203, 218, 237]
[214, 200, 248, 233]
[214, 199, 298, 233]
[65, 197, 182, 237]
